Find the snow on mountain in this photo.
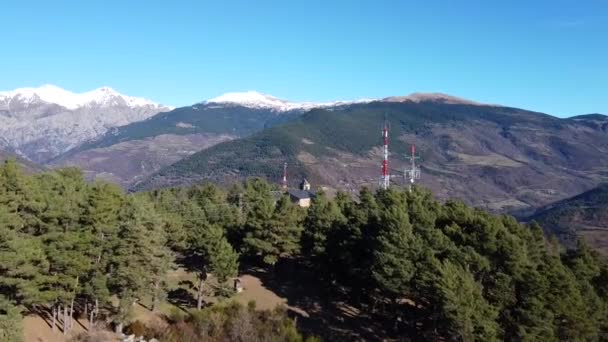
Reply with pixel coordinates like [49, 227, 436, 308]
[0, 84, 166, 110]
[0, 85, 171, 163]
[206, 91, 375, 112]
[205, 91, 488, 112]
[383, 92, 483, 105]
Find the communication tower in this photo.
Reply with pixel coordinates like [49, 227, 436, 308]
[380, 119, 390, 190]
[282, 162, 288, 189]
[404, 144, 421, 191]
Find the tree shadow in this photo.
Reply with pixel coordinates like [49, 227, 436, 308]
[242, 259, 395, 341]
[28, 304, 76, 333]
[178, 279, 195, 290]
[175, 253, 202, 274]
[167, 288, 197, 312]
[29, 305, 54, 330]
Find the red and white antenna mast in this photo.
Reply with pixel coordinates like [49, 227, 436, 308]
[380, 118, 390, 190]
[282, 162, 288, 189]
[404, 143, 421, 192]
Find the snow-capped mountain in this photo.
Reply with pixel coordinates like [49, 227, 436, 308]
[383, 92, 483, 105]
[0, 84, 163, 110]
[0, 85, 171, 163]
[206, 91, 375, 112]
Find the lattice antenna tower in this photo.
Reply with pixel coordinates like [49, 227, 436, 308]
[282, 162, 288, 189]
[380, 116, 390, 190]
[404, 144, 421, 192]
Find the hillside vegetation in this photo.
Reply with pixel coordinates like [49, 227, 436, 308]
[1, 160, 607, 341]
[0, 151, 44, 173]
[71, 104, 303, 153]
[531, 184, 608, 254]
[136, 102, 608, 215]
[137, 102, 558, 186]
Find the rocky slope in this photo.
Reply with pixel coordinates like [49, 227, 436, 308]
[0, 85, 171, 163]
[50, 133, 235, 187]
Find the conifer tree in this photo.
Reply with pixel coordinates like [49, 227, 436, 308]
[241, 178, 276, 259]
[371, 189, 420, 300]
[302, 191, 343, 258]
[0, 222, 49, 306]
[190, 221, 239, 309]
[244, 196, 303, 265]
[0, 295, 22, 342]
[435, 260, 499, 341]
[110, 197, 173, 333]
[208, 236, 239, 284]
[80, 181, 123, 325]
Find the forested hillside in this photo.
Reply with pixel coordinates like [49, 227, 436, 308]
[1, 160, 607, 341]
[69, 103, 303, 153]
[137, 101, 608, 215]
[51, 103, 305, 187]
[531, 184, 608, 254]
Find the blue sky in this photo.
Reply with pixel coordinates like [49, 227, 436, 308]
[0, 0, 606, 116]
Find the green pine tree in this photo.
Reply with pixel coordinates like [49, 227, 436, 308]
[435, 260, 500, 341]
[0, 295, 22, 342]
[302, 191, 343, 258]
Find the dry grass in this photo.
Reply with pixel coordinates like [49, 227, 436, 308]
[450, 152, 524, 167]
[233, 274, 288, 310]
[297, 152, 319, 164]
[23, 314, 89, 342]
[579, 230, 608, 257]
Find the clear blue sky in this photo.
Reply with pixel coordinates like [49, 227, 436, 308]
[0, 0, 606, 116]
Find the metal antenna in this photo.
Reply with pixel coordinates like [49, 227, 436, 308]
[404, 143, 421, 192]
[380, 116, 390, 190]
[282, 162, 288, 189]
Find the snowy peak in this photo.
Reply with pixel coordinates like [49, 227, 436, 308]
[0, 84, 169, 110]
[382, 92, 483, 105]
[206, 91, 375, 112]
[206, 91, 295, 110]
[205, 91, 486, 112]
[0, 85, 171, 163]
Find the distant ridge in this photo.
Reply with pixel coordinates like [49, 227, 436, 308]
[530, 184, 608, 254]
[383, 92, 484, 105]
[205, 90, 375, 112]
[0, 84, 170, 110]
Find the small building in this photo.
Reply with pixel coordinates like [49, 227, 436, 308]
[288, 179, 315, 208]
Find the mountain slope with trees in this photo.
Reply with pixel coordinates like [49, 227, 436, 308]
[137, 101, 608, 214]
[530, 183, 608, 254]
[51, 103, 308, 187]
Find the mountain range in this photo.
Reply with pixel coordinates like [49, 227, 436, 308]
[2, 85, 607, 231]
[135, 100, 608, 215]
[50, 90, 372, 186]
